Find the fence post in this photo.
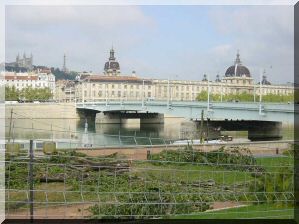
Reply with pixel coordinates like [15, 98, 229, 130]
[29, 139, 34, 221]
[147, 150, 151, 160]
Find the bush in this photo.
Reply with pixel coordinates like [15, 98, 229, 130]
[150, 145, 260, 171]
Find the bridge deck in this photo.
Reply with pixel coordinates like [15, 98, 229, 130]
[76, 101, 296, 123]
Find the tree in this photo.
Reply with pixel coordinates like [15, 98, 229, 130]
[5, 86, 19, 101]
[51, 67, 78, 80]
[196, 91, 208, 101]
[20, 87, 53, 101]
[196, 91, 294, 103]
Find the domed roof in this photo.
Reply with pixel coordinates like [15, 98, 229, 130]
[225, 51, 251, 77]
[104, 61, 120, 71]
[104, 48, 120, 74]
[258, 73, 271, 85]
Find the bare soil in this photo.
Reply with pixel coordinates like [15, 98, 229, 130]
[6, 203, 93, 219]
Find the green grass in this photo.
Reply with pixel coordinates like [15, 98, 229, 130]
[171, 203, 294, 219]
[255, 156, 293, 172]
[133, 161, 253, 185]
[6, 150, 295, 218]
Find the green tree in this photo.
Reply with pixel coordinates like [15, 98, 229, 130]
[196, 91, 208, 101]
[5, 86, 19, 101]
[51, 67, 78, 80]
[20, 87, 53, 101]
[36, 87, 53, 100]
[196, 91, 294, 103]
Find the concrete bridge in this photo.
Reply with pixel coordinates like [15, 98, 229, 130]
[76, 100, 296, 141]
[76, 100, 295, 123]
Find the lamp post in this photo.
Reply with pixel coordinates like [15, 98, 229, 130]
[207, 74, 210, 111]
[167, 79, 170, 108]
[82, 83, 85, 106]
[142, 79, 145, 107]
[74, 83, 77, 107]
[253, 84, 256, 102]
[105, 86, 108, 107]
[220, 79, 223, 102]
[259, 69, 263, 115]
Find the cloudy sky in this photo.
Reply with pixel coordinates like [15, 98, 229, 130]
[5, 4, 294, 83]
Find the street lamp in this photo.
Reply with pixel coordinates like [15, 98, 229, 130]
[82, 83, 85, 106]
[167, 78, 170, 108]
[106, 89, 108, 106]
[259, 69, 263, 115]
[207, 74, 210, 111]
[142, 79, 145, 107]
[220, 78, 223, 102]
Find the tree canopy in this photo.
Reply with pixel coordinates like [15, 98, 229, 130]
[5, 86, 53, 101]
[196, 90, 294, 103]
[51, 68, 78, 80]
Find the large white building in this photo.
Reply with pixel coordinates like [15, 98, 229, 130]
[56, 49, 294, 102]
[1, 70, 56, 96]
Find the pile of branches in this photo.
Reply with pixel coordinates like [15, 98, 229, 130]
[150, 145, 264, 172]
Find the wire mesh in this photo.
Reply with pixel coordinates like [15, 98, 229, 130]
[3, 140, 295, 219]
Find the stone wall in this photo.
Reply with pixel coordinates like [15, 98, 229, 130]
[3, 103, 79, 119]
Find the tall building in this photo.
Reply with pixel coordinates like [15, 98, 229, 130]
[5, 53, 33, 72]
[15, 53, 33, 70]
[104, 48, 121, 76]
[56, 49, 295, 102]
[62, 53, 68, 73]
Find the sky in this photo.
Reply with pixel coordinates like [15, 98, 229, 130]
[5, 4, 294, 84]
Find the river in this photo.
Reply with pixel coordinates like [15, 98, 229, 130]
[3, 115, 294, 148]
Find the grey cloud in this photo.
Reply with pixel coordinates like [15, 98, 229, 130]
[5, 5, 154, 72]
[207, 6, 293, 83]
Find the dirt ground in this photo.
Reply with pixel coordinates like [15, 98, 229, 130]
[7, 201, 247, 219]
[208, 201, 247, 212]
[6, 203, 93, 219]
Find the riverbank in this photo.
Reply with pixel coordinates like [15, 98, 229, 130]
[3, 103, 79, 119]
[75, 140, 291, 160]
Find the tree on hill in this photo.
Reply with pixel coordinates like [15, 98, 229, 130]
[51, 68, 78, 80]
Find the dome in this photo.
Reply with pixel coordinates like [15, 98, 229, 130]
[225, 51, 251, 77]
[104, 48, 121, 75]
[258, 74, 271, 85]
[225, 65, 250, 77]
[104, 61, 120, 71]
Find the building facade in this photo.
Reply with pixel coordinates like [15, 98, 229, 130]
[55, 80, 76, 102]
[1, 70, 56, 96]
[56, 49, 294, 102]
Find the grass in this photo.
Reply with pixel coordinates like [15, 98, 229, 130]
[133, 161, 252, 185]
[171, 203, 294, 219]
[255, 156, 293, 172]
[5, 148, 295, 218]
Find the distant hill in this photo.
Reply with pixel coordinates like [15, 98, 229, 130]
[4, 64, 78, 81]
[50, 68, 78, 80]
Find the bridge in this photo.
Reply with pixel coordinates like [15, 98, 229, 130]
[76, 100, 295, 141]
[76, 100, 295, 123]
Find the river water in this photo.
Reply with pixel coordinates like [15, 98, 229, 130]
[3, 116, 294, 148]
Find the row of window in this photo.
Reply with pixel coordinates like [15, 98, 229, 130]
[81, 88, 292, 97]
[85, 83, 152, 90]
[84, 90, 152, 98]
[7, 83, 48, 87]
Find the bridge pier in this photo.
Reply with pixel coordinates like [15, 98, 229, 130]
[95, 112, 122, 124]
[198, 120, 283, 141]
[247, 121, 282, 141]
[140, 114, 164, 124]
[77, 109, 97, 122]
[95, 112, 165, 124]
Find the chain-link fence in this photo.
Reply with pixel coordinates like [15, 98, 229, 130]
[3, 140, 295, 219]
